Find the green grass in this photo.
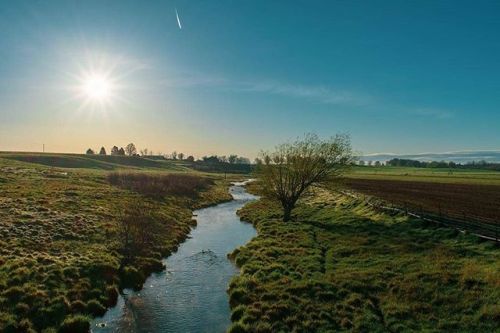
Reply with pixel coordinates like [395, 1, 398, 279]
[0, 152, 188, 171]
[0, 156, 232, 332]
[348, 165, 500, 185]
[228, 188, 500, 332]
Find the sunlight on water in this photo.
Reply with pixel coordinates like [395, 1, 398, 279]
[91, 182, 257, 333]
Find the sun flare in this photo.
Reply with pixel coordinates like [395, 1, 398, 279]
[81, 73, 112, 101]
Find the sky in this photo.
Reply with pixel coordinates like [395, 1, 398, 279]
[0, 0, 499, 159]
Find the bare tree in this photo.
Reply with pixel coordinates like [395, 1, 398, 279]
[257, 133, 354, 222]
[228, 154, 238, 164]
[125, 143, 137, 156]
[118, 202, 156, 265]
[171, 151, 177, 160]
[178, 152, 185, 160]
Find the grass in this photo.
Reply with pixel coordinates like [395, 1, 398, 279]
[0, 156, 233, 332]
[0, 152, 187, 171]
[348, 165, 500, 185]
[228, 186, 500, 332]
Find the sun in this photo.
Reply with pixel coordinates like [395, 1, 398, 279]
[81, 73, 112, 101]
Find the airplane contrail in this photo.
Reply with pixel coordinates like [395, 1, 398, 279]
[175, 8, 182, 29]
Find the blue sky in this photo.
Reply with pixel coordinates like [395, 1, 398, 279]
[0, 0, 499, 158]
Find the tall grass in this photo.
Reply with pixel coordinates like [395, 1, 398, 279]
[107, 172, 213, 198]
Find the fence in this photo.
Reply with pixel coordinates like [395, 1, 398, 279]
[340, 190, 500, 243]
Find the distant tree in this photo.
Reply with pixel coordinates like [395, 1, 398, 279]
[178, 152, 185, 160]
[254, 157, 262, 165]
[236, 156, 250, 164]
[358, 160, 365, 166]
[125, 143, 137, 156]
[219, 155, 228, 163]
[86, 148, 95, 155]
[111, 146, 119, 155]
[186, 155, 195, 162]
[257, 133, 353, 222]
[171, 151, 177, 160]
[99, 147, 107, 155]
[375, 161, 381, 167]
[367, 161, 373, 166]
[203, 156, 220, 164]
[228, 154, 238, 164]
[140, 148, 149, 156]
[118, 147, 125, 156]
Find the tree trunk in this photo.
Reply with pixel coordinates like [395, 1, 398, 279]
[282, 204, 293, 222]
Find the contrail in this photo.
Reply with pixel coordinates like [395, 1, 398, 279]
[175, 8, 182, 29]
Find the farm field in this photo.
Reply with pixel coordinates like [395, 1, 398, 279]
[0, 156, 233, 332]
[348, 166, 500, 185]
[228, 188, 500, 332]
[344, 178, 500, 226]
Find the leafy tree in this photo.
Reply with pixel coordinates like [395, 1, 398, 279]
[99, 147, 107, 155]
[186, 155, 195, 162]
[125, 143, 137, 156]
[111, 146, 119, 155]
[257, 133, 353, 222]
[118, 147, 125, 156]
[86, 148, 95, 155]
[178, 152, 184, 160]
[171, 151, 177, 160]
[228, 154, 238, 164]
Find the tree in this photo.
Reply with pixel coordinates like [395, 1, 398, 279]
[228, 154, 238, 164]
[125, 143, 137, 156]
[257, 133, 353, 222]
[178, 152, 184, 160]
[111, 146, 119, 155]
[140, 148, 149, 156]
[118, 202, 156, 266]
[171, 151, 177, 160]
[86, 148, 95, 155]
[99, 147, 107, 155]
[118, 147, 125, 156]
[186, 155, 195, 162]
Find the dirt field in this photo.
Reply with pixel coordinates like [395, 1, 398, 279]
[344, 178, 500, 226]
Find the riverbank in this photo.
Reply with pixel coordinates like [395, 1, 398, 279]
[91, 181, 257, 332]
[228, 187, 500, 332]
[0, 157, 233, 332]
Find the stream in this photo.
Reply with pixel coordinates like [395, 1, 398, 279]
[91, 180, 257, 332]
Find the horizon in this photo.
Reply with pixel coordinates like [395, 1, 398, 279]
[1, 0, 499, 157]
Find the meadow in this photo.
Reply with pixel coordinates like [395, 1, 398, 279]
[228, 185, 499, 332]
[0, 155, 233, 332]
[348, 165, 500, 185]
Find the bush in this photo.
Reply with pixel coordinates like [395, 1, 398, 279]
[57, 315, 90, 333]
[107, 172, 213, 198]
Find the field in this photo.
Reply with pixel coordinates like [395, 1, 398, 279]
[349, 165, 500, 185]
[228, 187, 500, 332]
[344, 178, 500, 225]
[0, 154, 234, 332]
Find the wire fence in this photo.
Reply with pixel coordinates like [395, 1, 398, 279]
[341, 190, 500, 243]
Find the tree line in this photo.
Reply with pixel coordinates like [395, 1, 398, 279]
[85, 144, 250, 165]
[385, 158, 500, 170]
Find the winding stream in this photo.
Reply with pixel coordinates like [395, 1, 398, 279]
[91, 181, 257, 333]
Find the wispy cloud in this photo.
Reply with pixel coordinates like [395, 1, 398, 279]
[159, 73, 454, 118]
[160, 74, 370, 107]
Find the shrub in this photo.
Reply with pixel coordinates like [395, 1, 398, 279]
[58, 315, 90, 333]
[107, 172, 213, 198]
[120, 266, 145, 290]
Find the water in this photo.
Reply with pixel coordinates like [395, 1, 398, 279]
[91, 181, 257, 333]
